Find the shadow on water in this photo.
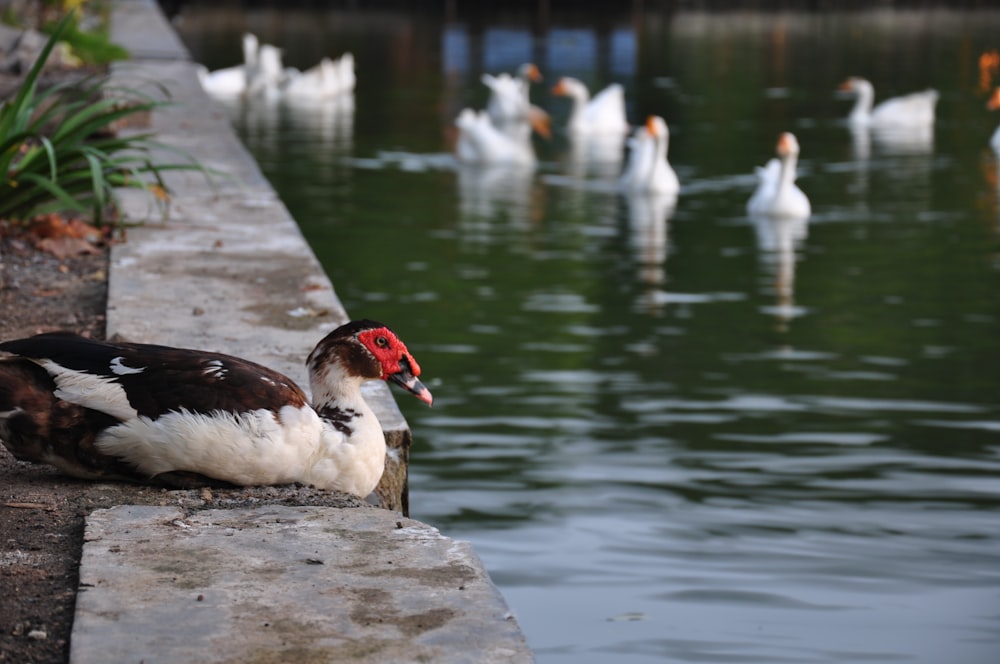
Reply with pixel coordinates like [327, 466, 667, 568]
[168, 2, 1000, 662]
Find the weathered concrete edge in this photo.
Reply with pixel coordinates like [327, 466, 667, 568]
[108, 0, 412, 511]
[72, 504, 534, 664]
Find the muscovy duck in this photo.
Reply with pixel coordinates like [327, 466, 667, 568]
[0, 319, 431, 497]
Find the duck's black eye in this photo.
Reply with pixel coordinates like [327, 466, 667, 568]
[376, 336, 389, 348]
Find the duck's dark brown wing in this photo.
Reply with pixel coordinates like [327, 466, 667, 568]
[0, 333, 309, 420]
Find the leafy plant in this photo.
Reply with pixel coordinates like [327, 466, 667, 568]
[0, 11, 208, 229]
[49, 12, 130, 66]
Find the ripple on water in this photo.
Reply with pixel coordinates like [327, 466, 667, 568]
[713, 432, 887, 446]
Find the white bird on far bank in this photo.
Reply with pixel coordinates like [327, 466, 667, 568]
[282, 52, 356, 103]
[196, 33, 260, 98]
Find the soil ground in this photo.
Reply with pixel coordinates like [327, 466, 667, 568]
[0, 232, 110, 663]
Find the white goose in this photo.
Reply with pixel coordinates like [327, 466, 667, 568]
[840, 77, 939, 128]
[987, 87, 1000, 153]
[454, 107, 549, 167]
[196, 33, 259, 98]
[620, 116, 680, 196]
[551, 76, 629, 135]
[747, 132, 810, 219]
[746, 157, 781, 214]
[282, 52, 356, 103]
[484, 63, 543, 128]
[243, 44, 286, 100]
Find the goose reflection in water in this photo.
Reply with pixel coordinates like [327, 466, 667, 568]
[849, 123, 935, 161]
[749, 213, 809, 332]
[284, 94, 356, 155]
[625, 191, 677, 313]
[456, 164, 541, 242]
[561, 131, 627, 182]
[211, 90, 355, 166]
[847, 123, 935, 210]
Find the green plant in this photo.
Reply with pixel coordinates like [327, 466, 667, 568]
[0, 11, 208, 228]
[44, 6, 130, 66]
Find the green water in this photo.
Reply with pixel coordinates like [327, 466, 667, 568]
[173, 4, 1000, 662]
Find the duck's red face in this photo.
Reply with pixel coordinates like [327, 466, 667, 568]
[357, 326, 432, 406]
[357, 327, 420, 377]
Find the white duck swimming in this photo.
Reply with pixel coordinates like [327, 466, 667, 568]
[620, 116, 680, 196]
[282, 52, 356, 102]
[839, 77, 939, 129]
[454, 107, 549, 167]
[747, 132, 810, 219]
[0, 320, 431, 497]
[196, 33, 260, 98]
[243, 43, 286, 100]
[746, 157, 781, 214]
[484, 63, 543, 129]
[551, 76, 629, 135]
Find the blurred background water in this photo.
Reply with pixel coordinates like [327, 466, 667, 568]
[166, 2, 1000, 662]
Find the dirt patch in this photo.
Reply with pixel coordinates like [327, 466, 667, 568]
[0, 228, 110, 663]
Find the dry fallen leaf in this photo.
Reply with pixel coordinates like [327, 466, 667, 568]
[29, 214, 103, 243]
[35, 236, 100, 260]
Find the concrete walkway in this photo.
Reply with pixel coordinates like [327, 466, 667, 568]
[64, 1, 533, 661]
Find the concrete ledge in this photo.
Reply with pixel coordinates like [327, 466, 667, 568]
[71, 504, 532, 663]
[68, 1, 535, 660]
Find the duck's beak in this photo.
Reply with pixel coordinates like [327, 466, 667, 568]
[527, 63, 542, 83]
[387, 356, 433, 406]
[551, 78, 567, 96]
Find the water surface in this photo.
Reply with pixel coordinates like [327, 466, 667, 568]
[171, 5, 1000, 662]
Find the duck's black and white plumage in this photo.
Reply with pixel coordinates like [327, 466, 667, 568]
[0, 320, 432, 496]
